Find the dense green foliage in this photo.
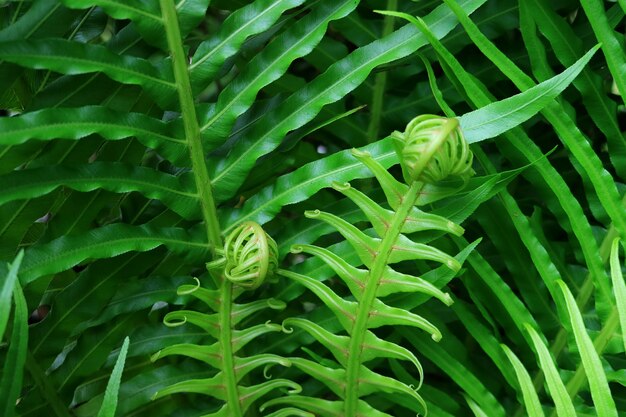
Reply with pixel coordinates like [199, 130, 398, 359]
[0, 0, 625, 416]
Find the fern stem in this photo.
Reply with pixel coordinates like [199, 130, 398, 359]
[344, 181, 423, 415]
[159, 0, 222, 252]
[160, 2, 242, 415]
[217, 278, 244, 416]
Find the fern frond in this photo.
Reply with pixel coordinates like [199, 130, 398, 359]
[270, 116, 474, 416]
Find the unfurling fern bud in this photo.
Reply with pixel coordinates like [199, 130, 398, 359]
[222, 221, 278, 289]
[391, 114, 474, 184]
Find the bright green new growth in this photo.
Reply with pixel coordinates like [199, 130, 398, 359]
[222, 221, 279, 290]
[266, 116, 473, 416]
[391, 115, 474, 184]
[96, 336, 130, 417]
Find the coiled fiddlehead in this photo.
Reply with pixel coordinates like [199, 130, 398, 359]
[392, 114, 474, 184]
[152, 221, 296, 416]
[222, 221, 279, 290]
[263, 116, 475, 417]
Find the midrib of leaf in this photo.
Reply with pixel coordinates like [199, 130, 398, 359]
[85, 0, 161, 21]
[0, 48, 175, 89]
[0, 120, 184, 145]
[189, 0, 285, 71]
[159, 2, 242, 417]
[344, 181, 422, 415]
[26, 2, 62, 39]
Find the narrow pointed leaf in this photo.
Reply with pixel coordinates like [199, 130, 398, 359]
[579, 0, 626, 103]
[0, 250, 23, 340]
[357, 365, 426, 413]
[238, 380, 302, 414]
[233, 354, 291, 381]
[96, 336, 130, 417]
[360, 331, 423, 383]
[610, 238, 626, 352]
[0, 39, 176, 105]
[0, 281, 28, 417]
[331, 181, 394, 237]
[380, 10, 598, 144]
[152, 373, 226, 401]
[162, 310, 219, 338]
[368, 299, 442, 341]
[151, 343, 221, 367]
[390, 234, 461, 271]
[351, 147, 408, 210]
[0, 107, 187, 164]
[231, 298, 286, 325]
[19, 224, 208, 285]
[404, 207, 464, 236]
[526, 324, 576, 416]
[557, 280, 617, 417]
[283, 318, 350, 366]
[0, 163, 199, 219]
[501, 344, 545, 417]
[289, 358, 346, 398]
[232, 323, 283, 354]
[279, 269, 356, 331]
[304, 209, 379, 267]
[458, 45, 599, 143]
[290, 244, 367, 299]
[379, 266, 453, 305]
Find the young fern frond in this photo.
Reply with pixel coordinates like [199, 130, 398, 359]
[151, 221, 297, 416]
[265, 116, 475, 416]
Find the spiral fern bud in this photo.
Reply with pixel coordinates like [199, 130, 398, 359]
[223, 221, 278, 289]
[392, 115, 474, 184]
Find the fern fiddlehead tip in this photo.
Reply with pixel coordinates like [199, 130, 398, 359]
[393, 114, 474, 184]
[267, 298, 287, 310]
[290, 245, 304, 254]
[176, 277, 201, 295]
[304, 209, 322, 218]
[331, 181, 351, 191]
[222, 221, 279, 290]
[163, 314, 187, 327]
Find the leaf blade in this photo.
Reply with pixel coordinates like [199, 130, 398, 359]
[557, 280, 618, 417]
[96, 336, 131, 417]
